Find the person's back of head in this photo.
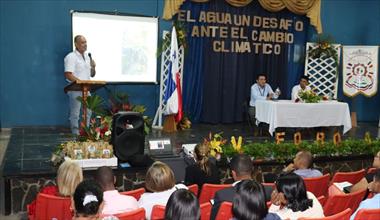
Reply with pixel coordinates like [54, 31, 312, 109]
[145, 161, 176, 192]
[165, 189, 200, 220]
[194, 143, 211, 176]
[73, 179, 103, 219]
[230, 154, 253, 180]
[57, 160, 83, 196]
[232, 179, 268, 220]
[95, 166, 115, 191]
[276, 172, 312, 212]
[295, 151, 313, 169]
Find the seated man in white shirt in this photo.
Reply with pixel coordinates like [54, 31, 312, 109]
[350, 169, 380, 220]
[291, 75, 311, 101]
[248, 74, 274, 133]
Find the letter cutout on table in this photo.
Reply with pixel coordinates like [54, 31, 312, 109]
[333, 132, 341, 146]
[294, 132, 302, 145]
[276, 132, 285, 144]
[316, 132, 325, 144]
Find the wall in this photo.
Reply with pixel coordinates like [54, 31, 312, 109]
[320, 0, 380, 122]
[0, 0, 169, 127]
[0, 0, 379, 127]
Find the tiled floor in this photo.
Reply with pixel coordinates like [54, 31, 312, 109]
[2, 123, 380, 179]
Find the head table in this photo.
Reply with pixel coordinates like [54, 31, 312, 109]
[255, 100, 352, 135]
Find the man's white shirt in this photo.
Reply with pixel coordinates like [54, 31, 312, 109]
[291, 84, 311, 100]
[64, 50, 91, 82]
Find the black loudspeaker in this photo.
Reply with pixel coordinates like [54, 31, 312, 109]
[111, 112, 145, 163]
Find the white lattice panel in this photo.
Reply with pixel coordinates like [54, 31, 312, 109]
[152, 30, 185, 129]
[304, 42, 341, 99]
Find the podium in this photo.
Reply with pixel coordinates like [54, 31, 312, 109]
[64, 80, 106, 127]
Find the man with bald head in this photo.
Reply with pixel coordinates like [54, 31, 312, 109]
[95, 166, 139, 215]
[64, 35, 96, 135]
[283, 150, 323, 178]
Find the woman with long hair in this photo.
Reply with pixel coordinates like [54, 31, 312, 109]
[269, 172, 324, 219]
[184, 143, 220, 190]
[28, 160, 83, 217]
[165, 189, 200, 220]
[233, 180, 280, 220]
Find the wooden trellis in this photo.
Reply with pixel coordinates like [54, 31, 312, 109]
[304, 42, 341, 99]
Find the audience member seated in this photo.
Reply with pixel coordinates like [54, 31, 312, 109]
[184, 143, 220, 191]
[165, 189, 200, 220]
[95, 166, 139, 215]
[283, 151, 323, 178]
[269, 172, 324, 219]
[28, 160, 83, 217]
[350, 150, 380, 193]
[72, 179, 118, 220]
[138, 161, 187, 219]
[350, 169, 380, 220]
[232, 179, 281, 220]
[211, 154, 272, 219]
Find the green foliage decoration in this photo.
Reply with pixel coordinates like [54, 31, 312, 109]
[222, 137, 380, 162]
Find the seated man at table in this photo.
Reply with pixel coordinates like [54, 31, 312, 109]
[291, 75, 311, 101]
[350, 169, 380, 220]
[249, 74, 274, 128]
[283, 150, 322, 178]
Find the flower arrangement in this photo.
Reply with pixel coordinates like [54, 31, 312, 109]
[79, 116, 112, 142]
[52, 90, 152, 165]
[230, 136, 243, 153]
[297, 90, 322, 103]
[203, 132, 227, 158]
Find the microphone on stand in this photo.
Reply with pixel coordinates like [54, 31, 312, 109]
[88, 52, 92, 60]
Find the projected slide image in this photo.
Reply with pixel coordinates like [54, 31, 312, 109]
[72, 12, 158, 83]
[121, 31, 148, 76]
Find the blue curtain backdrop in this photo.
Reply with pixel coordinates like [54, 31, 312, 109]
[181, 1, 310, 123]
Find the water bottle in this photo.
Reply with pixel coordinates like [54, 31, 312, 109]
[328, 92, 333, 100]
[273, 87, 281, 100]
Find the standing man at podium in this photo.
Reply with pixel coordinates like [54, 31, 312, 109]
[64, 35, 96, 135]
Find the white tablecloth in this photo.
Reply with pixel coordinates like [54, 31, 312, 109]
[255, 100, 352, 135]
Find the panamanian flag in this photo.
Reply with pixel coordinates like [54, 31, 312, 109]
[164, 26, 183, 122]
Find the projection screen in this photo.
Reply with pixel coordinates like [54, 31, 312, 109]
[72, 12, 158, 83]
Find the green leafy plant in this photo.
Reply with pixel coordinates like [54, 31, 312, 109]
[298, 90, 322, 103]
[76, 95, 107, 116]
[222, 136, 380, 162]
